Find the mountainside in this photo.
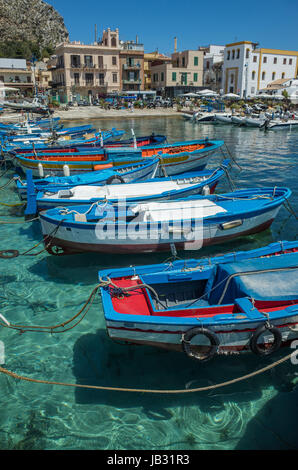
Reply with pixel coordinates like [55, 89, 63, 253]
[0, 0, 69, 50]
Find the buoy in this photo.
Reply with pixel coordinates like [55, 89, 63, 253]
[63, 165, 70, 177]
[38, 163, 44, 178]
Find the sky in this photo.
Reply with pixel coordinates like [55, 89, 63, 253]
[46, 0, 298, 56]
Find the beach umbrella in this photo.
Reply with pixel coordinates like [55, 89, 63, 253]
[180, 92, 199, 97]
[222, 92, 240, 99]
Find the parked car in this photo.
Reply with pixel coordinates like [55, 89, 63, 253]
[78, 100, 89, 106]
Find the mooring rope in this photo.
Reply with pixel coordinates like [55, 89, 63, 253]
[0, 350, 294, 394]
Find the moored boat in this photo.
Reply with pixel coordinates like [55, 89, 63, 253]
[13, 139, 224, 177]
[16, 157, 160, 200]
[98, 240, 298, 360]
[29, 161, 229, 215]
[39, 186, 291, 255]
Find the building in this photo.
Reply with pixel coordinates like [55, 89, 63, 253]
[199, 45, 225, 92]
[34, 59, 52, 94]
[0, 58, 34, 97]
[50, 28, 122, 103]
[150, 49, 204, 97]
[50, 28, 145, 103]
[222, 41, 298, 98]
[119, 38, 144, 92]
[260, 78, 298, 103]
[144, 51, 171, 90]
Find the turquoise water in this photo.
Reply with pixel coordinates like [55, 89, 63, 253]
[0, 116, 297, 450]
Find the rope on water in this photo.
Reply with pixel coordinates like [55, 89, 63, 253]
[0, 350, 294, 394]
[0, 218, 62, 258]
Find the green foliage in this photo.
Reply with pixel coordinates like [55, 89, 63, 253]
[0, 40, 54, 60]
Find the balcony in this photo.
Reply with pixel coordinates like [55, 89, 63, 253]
[122, 79, 142, 84]
[123, 63, 141, 70]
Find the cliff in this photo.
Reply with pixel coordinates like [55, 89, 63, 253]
[0, 0, 69, 49]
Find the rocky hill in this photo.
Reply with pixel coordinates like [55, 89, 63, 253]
[0, 0, 69, 49]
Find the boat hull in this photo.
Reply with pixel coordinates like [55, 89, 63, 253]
[40, 208, 279, 255]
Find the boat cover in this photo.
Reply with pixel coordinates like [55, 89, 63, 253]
[206, 252, 298, 305]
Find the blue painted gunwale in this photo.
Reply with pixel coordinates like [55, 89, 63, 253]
[35, 160, 230, 209]
[39, 186, 291, 231]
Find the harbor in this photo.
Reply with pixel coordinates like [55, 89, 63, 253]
[0, 114, 297, 450]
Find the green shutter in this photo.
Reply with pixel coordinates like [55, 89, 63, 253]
[172, 72, 176, 81]
[194, 73, 198, 82]
[194, 56, 198, 66]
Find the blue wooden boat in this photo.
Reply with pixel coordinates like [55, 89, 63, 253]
[0, 128, 125, 154]
[28, 160, 229, 216]
[17, 157, 160, 200]
[39, 186, 291, 255]
[1, 124, 96, 142]
[98, 240, 298, 360]
[10, 133, 166, 156]
[12, 139, 224, 177]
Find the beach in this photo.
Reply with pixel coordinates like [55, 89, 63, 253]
[0, 105, 183, 123]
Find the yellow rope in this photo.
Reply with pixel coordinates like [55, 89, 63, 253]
[0, 350, 293, 394]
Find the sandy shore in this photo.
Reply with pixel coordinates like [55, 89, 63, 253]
[0, 106, 184, 123]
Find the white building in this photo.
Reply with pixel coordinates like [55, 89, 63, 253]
[222, 41, 298, 98]
[199, 45, 225, 91]
[261, 78, 298, 103]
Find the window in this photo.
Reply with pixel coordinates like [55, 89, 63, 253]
[194, 56, 198, 66]
[74, 73, 79, 84]
[0, 76, 4, 82]
[252, 71, 256, 80]
[236, 49, 240, 59]
[253, 56, 257, 63]
[172, 72, 176, 81]
[112, 73, 117, 83]
[282, 72, 285, 79]
[161, 72, 164, 82]
[289, 58, 293, 65]
[272, 72, 276, 80]
[153, 73, 158, 82]
[71, 55, 80, 68]
[274, 57, 277, 64]
[85, 73, 93, 85]
[111, 37, 117, 47]
[98, 56, 103, 68]
[193, 73, 198, 82]
[182, 57, 185, 67]
[262, 71, 266, 80]
[251, 87, 255, 94]
[99, 73, 104, 85]
[246, 48, 250, 59]
[263, 56, 267, 63]
[232, 50, 235, 60]
[227, 51, 230, 60]
[112, 56, 117, 66]
[84, 56, 93, 67]
[206, 61, 210, 69]
[283, 58, 287, 64]
[230, 74, 234, 84]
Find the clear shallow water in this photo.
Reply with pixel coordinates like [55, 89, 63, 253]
[0, 116, 297, 450]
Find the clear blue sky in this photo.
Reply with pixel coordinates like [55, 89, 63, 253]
[46, 0, 298, 55]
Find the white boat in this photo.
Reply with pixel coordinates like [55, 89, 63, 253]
[231, 116, 246, 126]
[244, 117, 267, 128]
[265, 120, 298, 130]
[195, 112, 215, 122]
[214, 114, 233, 124]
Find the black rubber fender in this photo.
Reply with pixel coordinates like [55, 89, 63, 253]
[182, 327, 219, 362]
[249, 323, 282, 356]
[106, 175, 125, 185]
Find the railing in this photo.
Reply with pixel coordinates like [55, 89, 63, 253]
[123, 63, 141, 70]
[122, 79, 142, 84]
